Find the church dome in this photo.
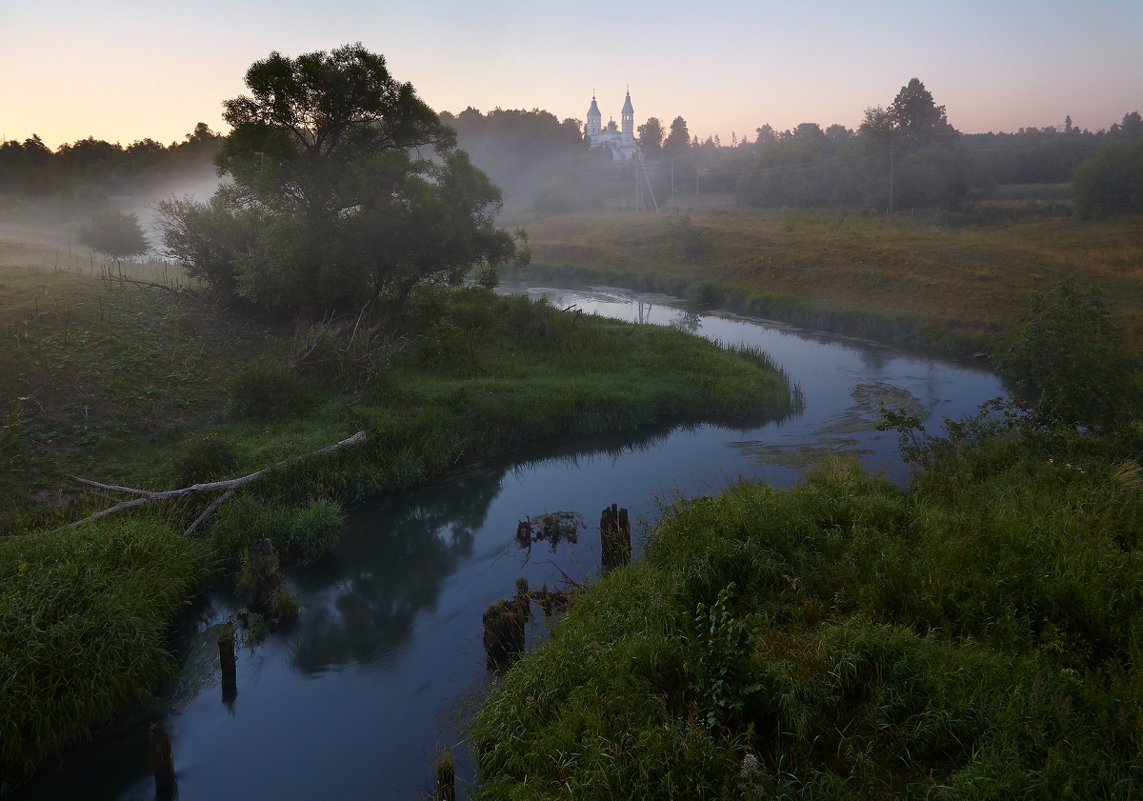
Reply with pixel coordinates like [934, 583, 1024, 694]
[588, 96, 601, 118]
[621, 91, 633, 114]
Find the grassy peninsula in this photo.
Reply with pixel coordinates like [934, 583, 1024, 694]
[0, 224, 798, 793]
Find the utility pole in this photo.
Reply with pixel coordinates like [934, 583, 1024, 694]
[888, 133, 895, 216]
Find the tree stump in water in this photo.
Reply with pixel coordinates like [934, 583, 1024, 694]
[483, 599, 526, 671]
[218, 627, 237, 703]
[600, 503, 631, 573]
[148, 723, 176, 797]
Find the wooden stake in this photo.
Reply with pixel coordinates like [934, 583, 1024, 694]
[600, 503, 631, 572]
[148, 723, 176, 797]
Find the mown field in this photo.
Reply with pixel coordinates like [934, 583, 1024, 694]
[517, 207, 1143, 355]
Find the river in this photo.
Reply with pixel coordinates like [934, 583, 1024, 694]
[25, 285, 1005, 800]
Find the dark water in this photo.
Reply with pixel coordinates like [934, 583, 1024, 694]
[27, 286, 1004, 800]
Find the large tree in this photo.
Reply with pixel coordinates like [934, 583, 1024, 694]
[77, 209, 149, 263]
[663, 116, 691, 156]
[158, 44, 526, 317]
[637, 117, 664, 154]
[889, 78, 956, 150]
[857, 80, 965, 211]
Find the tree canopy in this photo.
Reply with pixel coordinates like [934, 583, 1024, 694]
[158, 44, 526, 317]
[663, 117, 691, 156]
[638, 117, 664, 154]
[77, 210, 149, 261]
[889, 78, 956, 149]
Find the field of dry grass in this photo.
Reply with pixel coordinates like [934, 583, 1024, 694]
[519, 207, 1143, 351]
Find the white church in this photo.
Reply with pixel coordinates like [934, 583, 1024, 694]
[585, 90, 639, 161]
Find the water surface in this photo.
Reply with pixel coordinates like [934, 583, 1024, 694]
[28, 286, 1004, 801]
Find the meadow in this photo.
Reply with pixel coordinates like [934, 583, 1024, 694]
[516, 205, 1143, 357]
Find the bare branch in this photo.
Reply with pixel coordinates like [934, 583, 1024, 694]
[183, 488, 236, 537]
[98, 275, 184, 295]
[53, 431, 367, 534]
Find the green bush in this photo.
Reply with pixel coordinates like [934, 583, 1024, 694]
[1073, 137, 1143, 218]
[171, 431, 239, 485]
[999, 278, 1140, 429]
[228, 357, 311, 421]
[267, 587, 298, 620]
[475, 447, 1143, 798]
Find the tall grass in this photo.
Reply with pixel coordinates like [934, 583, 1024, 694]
[0, 518, 206, 794]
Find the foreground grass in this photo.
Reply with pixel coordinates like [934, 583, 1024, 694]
[0, 249, 797, 792]
[519, 208, 1143, 356]
[474, 429, 1143, 799]
[0, 519, 206, 793]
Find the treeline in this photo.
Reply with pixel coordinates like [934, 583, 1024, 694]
[5, 88, 1141, 227]
[0, 123, 223, 223]
[443, 83, 1142, 217]
[731, 85, 1143, 216]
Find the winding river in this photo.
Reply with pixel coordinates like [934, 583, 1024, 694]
[26, 285, 1005, 800]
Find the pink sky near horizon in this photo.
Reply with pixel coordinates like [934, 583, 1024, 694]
[2, 0, 1140, 151]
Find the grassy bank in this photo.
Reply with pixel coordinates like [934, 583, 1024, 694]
[474, 422, 1143, 799]
[517, 208, 1143, 357]
[0, 232, 798, 792]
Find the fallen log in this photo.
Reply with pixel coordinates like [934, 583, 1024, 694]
[53, 431, 367, 535]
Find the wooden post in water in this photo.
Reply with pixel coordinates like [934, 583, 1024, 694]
[482, 599, 525, 671]
[148, 723, 176, 797]
[219, 627, 237, 703]
[600, 503, 631, 573]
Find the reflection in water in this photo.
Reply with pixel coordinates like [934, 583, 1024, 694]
[289, 466, 504, 674]
[671, 308, 701, 333]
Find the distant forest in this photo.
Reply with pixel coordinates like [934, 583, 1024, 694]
[2, 98, 1141, 234]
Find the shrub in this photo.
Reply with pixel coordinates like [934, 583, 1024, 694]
[171, 432, 238, 485]
[1073, 137, 1143, 218]
[666, 213, 706, 261]
[267, 587, 298, 620]
[999, 278, 1140, 429]
[417, 316, 474, 373]
[228, 357, 310, 421]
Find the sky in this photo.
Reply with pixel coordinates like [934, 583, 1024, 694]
[2, 0, 1141, 151]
